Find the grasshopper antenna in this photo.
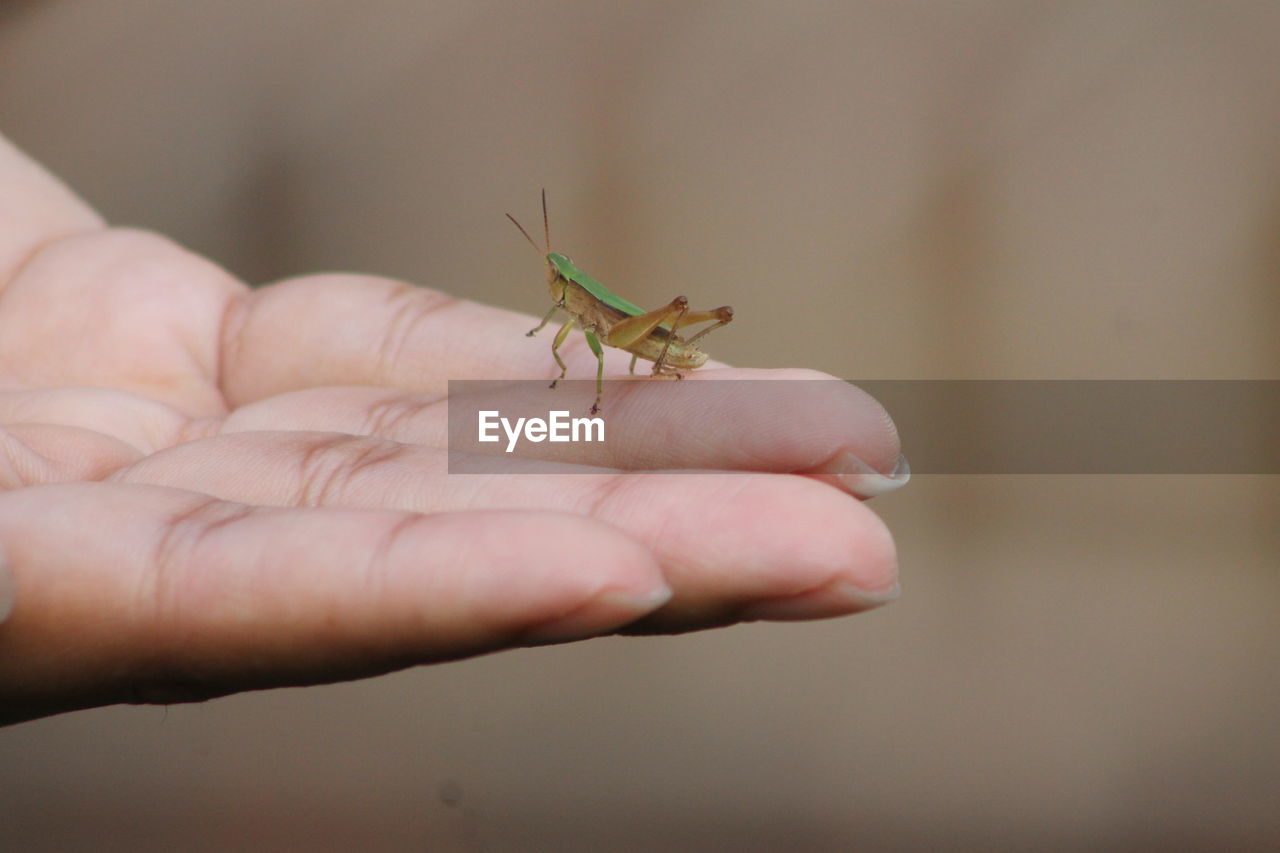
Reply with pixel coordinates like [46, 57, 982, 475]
[506, 212, 544, 257]
[541, 188, 552, 254]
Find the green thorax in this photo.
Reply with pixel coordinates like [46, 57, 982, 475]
[547, 252, 646, 317]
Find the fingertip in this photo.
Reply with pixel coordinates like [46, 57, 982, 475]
[801, 482, 900, 597]
[726, 475, 900, 606]
[467, 512, 671, 641]
[737, 578, 901, 621]
[519, 584, 674, 643]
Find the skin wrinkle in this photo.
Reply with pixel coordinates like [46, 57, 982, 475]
[292, 433, 412, 508]
[339, 438, 415, 494]
[212, 285, 251, 412]
[374, 285, 460, 387]
[361, 511, 426, 633]
[361, 390, 447, 443]
[176, 235, 248, 392]
[144, 497, 247, 633]
[174, 413, 225, 447]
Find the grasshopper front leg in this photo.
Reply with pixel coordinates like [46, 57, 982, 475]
[527, 304, 559, 337]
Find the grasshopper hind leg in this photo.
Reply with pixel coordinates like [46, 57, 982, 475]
[651, 304, 734, 379]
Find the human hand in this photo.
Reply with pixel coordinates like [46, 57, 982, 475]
[0, 135, 904, 725]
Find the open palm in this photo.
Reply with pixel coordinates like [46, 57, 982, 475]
[0, 136, 902, 725]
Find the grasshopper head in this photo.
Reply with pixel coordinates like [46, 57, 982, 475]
[545, 252, 573, 300]
[546, 252, 574, 278]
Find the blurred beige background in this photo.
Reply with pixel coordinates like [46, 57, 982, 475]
[1, 1, 1277, 850]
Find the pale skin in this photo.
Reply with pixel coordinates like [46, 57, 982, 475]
[0, 134, 902, 726]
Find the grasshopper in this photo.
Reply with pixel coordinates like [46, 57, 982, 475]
[507, 191, 733, 413]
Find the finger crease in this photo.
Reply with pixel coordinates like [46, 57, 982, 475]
[294, 435, 408, 507]
[146, 498, 256, 628]
[215, 289, 252, 406]
[375, 286, 460, 384]
[363, 393, 443, 440]
[363, 512, 426, 614]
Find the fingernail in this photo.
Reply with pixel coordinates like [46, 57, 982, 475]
[0, 545, 14, 626]
[738, 578, 901, 621]
[522, 585, 674, 643]
[809, 451, 911, 498]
